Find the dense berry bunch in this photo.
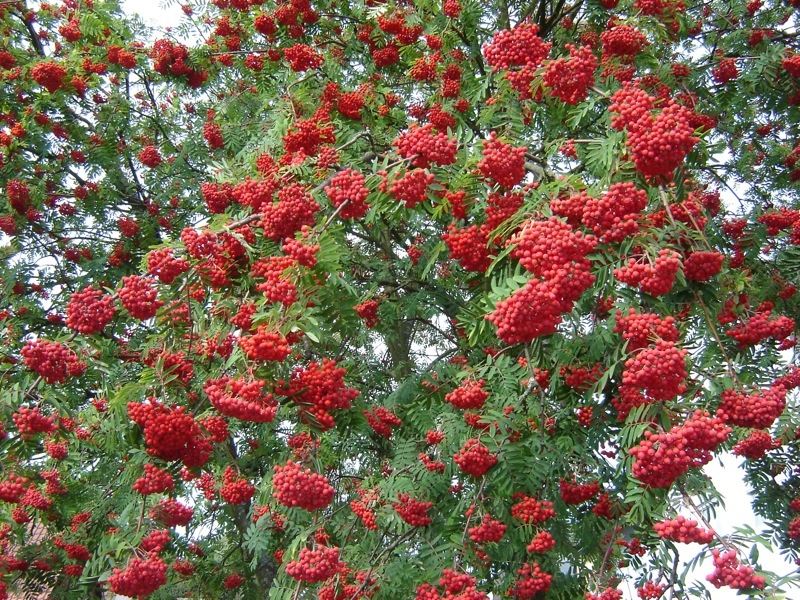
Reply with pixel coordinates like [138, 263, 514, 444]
[446, 379, 489, 409]
[453, 438, 497, 477]
[127, 400, 211, 467]
[486, 278, 563, 344]
[108, 555, 168, 597]
[732, 430, 780, 459]
[220, 466, 254, 504]
[147, 248, 190, 284]
[0, 474, 29, 503]
[364, 407, 402, 438]
[706, 550, 765, 590]
[468, 514, 507, 543]
[21, 339, 86, 384]
[286, 546, 340, 582]
[282, 234, 319, 268]
[65, 286, 116, 334]
[508, 217, 596, 281]
[238, 326, 292, 362]
[582, 182, 648, 243]
[281, 359, 359, 431]
[482, 23, 551, 70]
[637, 581, 667, 599]
[132, 464, 174, 495]
[559, 479, 601, 504]
[509, 563, 552, 599]
[526, 531, 556, 553]
[140, 529, 171, 554]
[203, 122, 224, 149]
[325, 169, 370, 219]
[251, 256, 298, 306]
[355, 299, 380, 328]
[712, 59, 738, 84]
[511, 495, 556, 524]
[725, 304, 795, 347]
[615, 310, 679, 351]
[138, 145, 162, 168]
[394, 124, 458, 168]
[149, 498, 193, 527]
[6, 179, 31, 214]
[119, 275, 163, 320]
[273, 460, 335, 510]
[45, 440, 68, 460]
[600, 26, 648, 57]
[261, 184, 320, 241]
[203, 376, 278, 422]
[389, 169, 435, 208]
[717, 385, 786, 429]
[12, 406, 57, 438]
[393, 493, 433, 526]
[683, 251, 724, 281]
[283, 44, 323, 71]
[478, 133, 526, 188]
[442, 224, 492, 273]
[622, 340, 687, 400]
[230, 179, 276, 211]
[543, 45, 598, 105]
[351, 498, 378, 530]
[31, 61, 68, 93]
[614, 249, 682, 296]
[653, 515, 714, 543]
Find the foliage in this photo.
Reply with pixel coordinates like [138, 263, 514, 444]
[0, 0, 799, 597]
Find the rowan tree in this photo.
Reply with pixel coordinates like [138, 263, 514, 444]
[1, 0, 800, 597]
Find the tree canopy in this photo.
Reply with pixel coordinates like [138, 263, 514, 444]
[1, 0, 800, 597]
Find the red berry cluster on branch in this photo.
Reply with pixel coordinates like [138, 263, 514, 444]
[453, 438, 497, 477]
[220, 466, 254, 505]
[636, 581, 667, 599]
[482, 23, 551, 71]
[526, 531, 556, 553]
[261, 183, 320, 241]
[389, 169, 436, 208]
[285, 546, 341, 582]
[108, 555, 168, 598]
[393, 493, 433, 526]
[132, 464, 174, 495]
[138, 145, 163, 168]
[653, 515, 714, 543]
[706, 550, 765, 590]
[31, 61, 68, 93]
[150, 39, 206, 86]
[238, 326, 292, 363]
[149, 498, 193, 527]
[204, 376, 278, 423]
[442, 224, 492, 273]
[251, 256, 299, 306]
[230, 179, 276, 211]
[615, 309, 679, 351]
[273, 460, 335, 510]
[725, 303, 795, 347]
[445, 379, 489, 410]
[511, 495, 556, 525]
[12, 406, 57, 438]
[712, 59, 738, 84]
[280, 359, 359, 431]
[118, 275, 163, 320]
[582, 182, 648, 243]
[683, 251, 724, 281]
[0, 474, 29, 503]
[128, 399, 212, 467]
[543, 44, 598, 105]
[283, 44, 323, 71]
[468, 514, 507, 543]
[732, 430, 780, 459]
[282, 233, 319, 268]
[21, 339, 86, 384]
[621, 340, 688, 401]
[614, 249, 682, 296]
[600, 25, 648, 57]
[478, 132, 526, 188]
[140, 529, 171, 554]
[559, 478, 601, 504]
[147, 248, 190, 284]
[325, 168, 370, 219]
[394, 123, 458, 168]
[717, 384, 786, 429]
[508, 562, 553, 599]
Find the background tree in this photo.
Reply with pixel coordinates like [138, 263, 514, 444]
[0, 0, 800, 597]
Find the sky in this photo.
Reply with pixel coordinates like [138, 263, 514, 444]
[114, 1, 799, 597]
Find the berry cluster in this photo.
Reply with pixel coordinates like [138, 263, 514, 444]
[582, 182, 648, 243]
[600, 26, 648, 57]
[204, 376, 278, 423]
[717, 384, 786, 429]
[364, 406, 402, 438]
[21, 339, 86, 384]
[31, 61, 68, 93]
[132, 464, 175, 495]
[118, 217, 140, 238]
[468, 514, 507, 543]
[445, 379, 489, 410]
[119, 275, 163, 320]
[272, 460, 335, 510]
[683, 251, 724, 281]
[712, 59, 738, 84]
[261, 183, 320, 241]
[147, 248, 190, 284]
[478, 132, 526, 188]
[325, 168, 370, 219]
[351, 498, 378, 530]
[280, 359, 359, 431]
[149, 498, 193, 527]
[653, 515, 714, 543]
[706, 550, 765, 590]
[151, 39, 206, 86]
[138, 145, 162, 168]
[636, 581, 667, 599]
[389, 169, 435, 209]
[203, 121, 224, 149]
[621, 340, 688, 401]
[453, 438, 497, 477]
[527, 531, 556, 553]
[394, 124, 458, 168]
[220, 466, 254, 505]
[393, 493, 433, 526]
[508, 563, 552, 599]
[511, 495, 556, 525]
[283, 44, 324, 71]
[355, 299, 380, 328]
[0, 474, 29, 503]
[251, 256, 298, 306]
[416, 569, 485, 600]
[140, 529, 171, 554]
[285, 546, 340, 582]
[283, 112, 335, 156]
[732, 430, 780, 459]
[725, 303, 795, 347]
[282, 234, 319, 268]
[614, 309, 679, 351]
[543, 44, 598, 105]
[482, 23, 551, 71]
[419, 453, 446, 473]
[45, 439, 68, 460]
[614, 249, 682, 296]
[108, 555, 168, 598]
[441, 224, 492, 273]
[6, 179, 30, 214]
[238, 326, 292, 362]
[230, 179, 275, 211]
[13, 406, 57, 437]
[128, 399, 212, 467]
[559, 479, 601, 504]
